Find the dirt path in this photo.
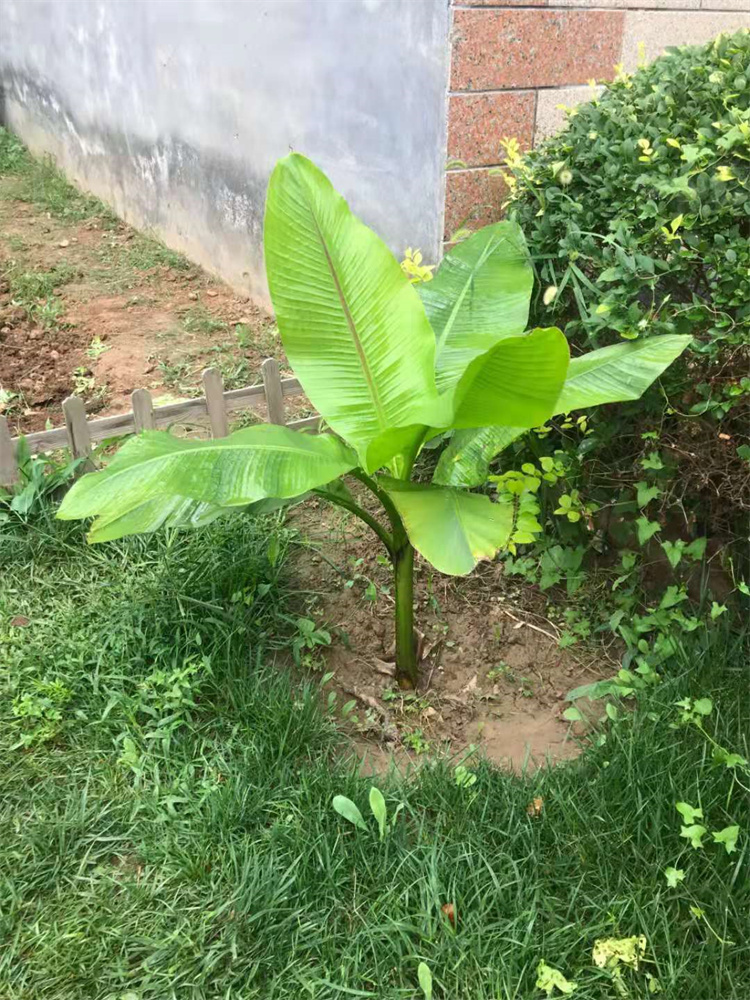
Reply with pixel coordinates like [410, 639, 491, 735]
[0, 172, 293, 435]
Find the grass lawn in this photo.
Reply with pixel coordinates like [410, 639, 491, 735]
[1, 503, 748, 999]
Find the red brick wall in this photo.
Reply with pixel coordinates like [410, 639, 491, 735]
[444, 0, 750, 243]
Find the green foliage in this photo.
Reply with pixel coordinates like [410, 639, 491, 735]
[2, 507, 750, 996]
[536, 960, 578, 997]
[505, 31, 750, 362]
[0, 126, 114, 221]
[0, 442, 83, 525]
[500, 31, 750, 537]
[58, 154, 686, 685]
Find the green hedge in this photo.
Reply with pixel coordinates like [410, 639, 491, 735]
[502, 30, 750, 531]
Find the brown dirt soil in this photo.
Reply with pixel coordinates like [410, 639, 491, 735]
[286, 488, 609, 774]
[0, 182, 297, 435]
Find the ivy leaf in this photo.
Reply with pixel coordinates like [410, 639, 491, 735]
[636, 481, 661, 507]
[712, 746, 748, 769]
[664, 866, 685, 888]
[659, 585, 687, 609]
[640, 451, 664, 470]
[676, 801, 703, 825]
[712, 825, 740, 854]
[710, 601, 727, 620]
[680, 824, 707, 849]
[684, 537, 707, 561]
[636, 517, 661, 545]
[692, 698, 713, 717]
[536, 959, 578, 996]
[661, 540, 685, 568]
[738, 581, 750, 596]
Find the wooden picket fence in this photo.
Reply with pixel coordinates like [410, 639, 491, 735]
[0, 357, 319, 486]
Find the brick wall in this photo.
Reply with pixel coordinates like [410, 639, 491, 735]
[445, 1, 750, 243]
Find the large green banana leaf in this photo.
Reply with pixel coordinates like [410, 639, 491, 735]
[433, 335, 692, 487]
[57, 425, 357, 538]
[432, 425, 525, 487]
[379, 477, 514, 576]
[555, 335, 692, 412]
[83, 495, 231, 544]
[264, 153, 442, 471]
[419, 222, 533, 394]
[448, 327, 569, 430]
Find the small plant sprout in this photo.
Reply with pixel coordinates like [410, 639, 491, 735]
[86, 335, 110, 360]
[369, 786, 387, 841]
[57, 154, 690, 688]
[454, 764, 477, 789]
[417, 961, 433, 1000]
[332, 787, 401, 839]
[332, 795, 367, 832]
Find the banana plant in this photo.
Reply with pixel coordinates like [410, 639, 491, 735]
[58, 154, 690, 687]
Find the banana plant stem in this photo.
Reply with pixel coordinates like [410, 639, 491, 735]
[393, 541, 418, 688]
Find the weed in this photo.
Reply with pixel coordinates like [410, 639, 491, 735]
[402, 727, 431, 754]
[126, 233, 191, 271]
[86, 335, 110, 360]
[0, 442, 82, 524]
[182, 304, 227, 335]
[10, 677, 72, 747]
[291, 616, 332, 669]
[6, 262, 77, 302]
[487, 661, 514, 683]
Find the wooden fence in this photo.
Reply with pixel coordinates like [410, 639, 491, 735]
[0, 357, 319, 486]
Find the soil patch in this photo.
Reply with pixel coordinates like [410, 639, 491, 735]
[0, 178, 298, 434]
[287, 488, 608, 773]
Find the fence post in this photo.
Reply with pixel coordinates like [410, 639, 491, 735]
[0, 415, 19, 486]
[202, 367, 228, 438]
[131, 388, 156, 432]
[62, 395, 95, 472]
[262, 357, 286, 426]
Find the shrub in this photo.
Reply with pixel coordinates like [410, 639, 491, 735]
[502, 30, 750, 532]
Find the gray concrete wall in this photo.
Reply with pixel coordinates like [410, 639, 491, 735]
[0, 0, 450, 302]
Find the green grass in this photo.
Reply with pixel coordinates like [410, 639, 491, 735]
[1, 492, 749, 998]
[125, 233, 191, 272]
[6, 262, 79, 302]
[0, 127, 191, 286]
[0, 127, 115, 223]
[182, 304, 228, 335]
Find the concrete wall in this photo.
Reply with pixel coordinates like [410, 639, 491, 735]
[445, 0, 750, 242]
[0, 0, 450, 303]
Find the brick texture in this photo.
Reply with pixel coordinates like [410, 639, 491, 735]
[444, 169, 509, 239]
[448, 91, 535, 167]
[451, 9, 625, 90]
[452, 0, 548, 6]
